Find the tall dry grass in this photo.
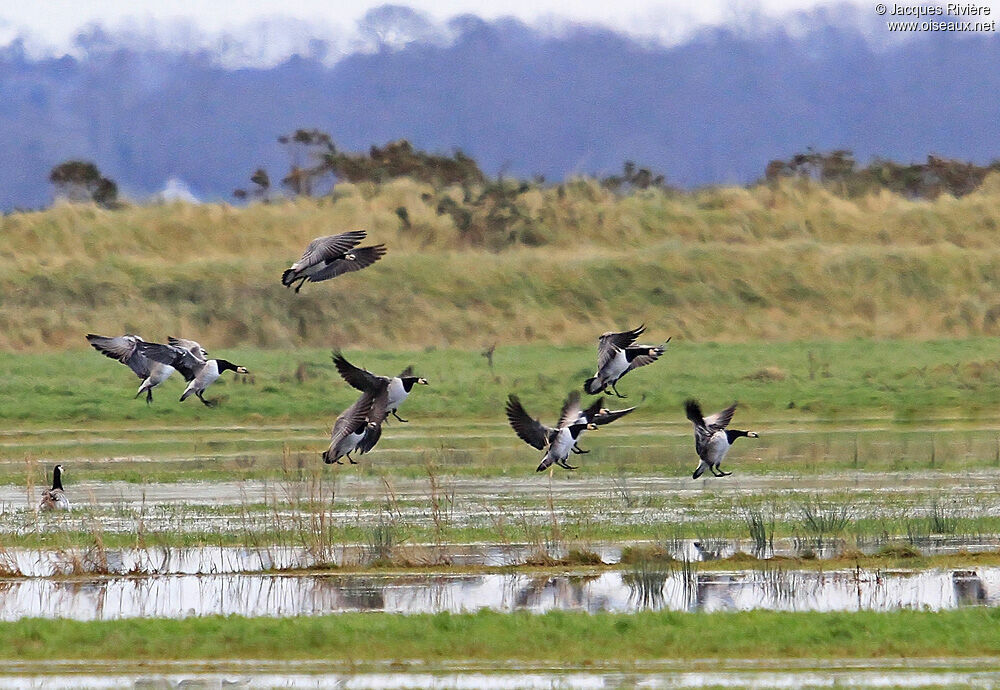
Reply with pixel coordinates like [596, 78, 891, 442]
[5, 176, 1000, 351]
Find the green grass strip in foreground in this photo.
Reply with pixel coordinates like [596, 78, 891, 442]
[4, 609, 1000, 662]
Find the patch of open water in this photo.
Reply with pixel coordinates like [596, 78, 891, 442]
[0, 566, 998, 620]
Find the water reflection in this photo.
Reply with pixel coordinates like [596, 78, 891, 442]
[0, 567, 996, 621]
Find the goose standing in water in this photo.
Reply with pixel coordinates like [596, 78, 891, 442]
[584, 325, 669, 398]
[686, 399, 758, 479]
[39, 464, 70, 511]
[137, 339, 247, 407]
[282, 230, 386, 293]
[506, 392, 599, 471]
[86, 334, 206, 404]
[322, 383, 389, 464]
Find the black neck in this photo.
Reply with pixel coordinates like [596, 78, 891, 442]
[52, 467, 63, 491]
[568, 423, 590, 439]
[400, 377, 419, 392]
[216, 359, 237, 373]
[726, 429, 749, 444]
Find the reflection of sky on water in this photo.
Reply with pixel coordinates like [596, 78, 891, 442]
[0, 567, 997, 620]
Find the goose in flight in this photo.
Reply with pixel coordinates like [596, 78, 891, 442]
[138, 338, 247, 407]
[322, 382, 389, 464]
[584, 325, 669, 398]
[86, 333, 206, 404]
[569, 397, 637, 455]
[686, 399, 758, 479]
[282, 230, 386, 293]
[506, 391, 599, 472]
[332, 352, 428, 424]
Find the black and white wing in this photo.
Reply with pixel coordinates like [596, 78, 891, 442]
[506, 394, 554, 450]
[137, 342, 205, 381]
[86, 334, 151, 379]
[623, 338, 669, 372]
[308, 244, 386, 283]
[596, 325, 645, 370]
[592, 405, 637, 426]
[332, 352, 387, 392]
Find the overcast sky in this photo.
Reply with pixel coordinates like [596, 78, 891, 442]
[0, 0, 887, 48]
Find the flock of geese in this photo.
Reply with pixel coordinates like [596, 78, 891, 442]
[41, 230, 758, 510]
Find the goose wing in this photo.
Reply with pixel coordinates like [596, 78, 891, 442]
[506, 394, 554, 450]
[295, 230, 368, 270]
[332, 352, 387, 392]
[86, 334, 150, 379]
[137, 342, 205, 380]
[331, 390, 376, 443]
[703, 402, 738, 432]
[368, 378, 391, 426]
[623, 338, 669, 372]
[592, 405, 637, 426]
[398, 365, 414, 378]
[556, 391, 583, 429]
[308, 244, 386, 283]
[167, 336, 209, 359]
[597, 324, 645, 369]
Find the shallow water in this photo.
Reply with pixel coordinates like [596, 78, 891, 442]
[0, 566, 997, 620]
[7, 664, 1000, 688]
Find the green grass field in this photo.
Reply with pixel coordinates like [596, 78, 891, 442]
[5, 338, 1000, 427]
[4, 608, 1000, 662]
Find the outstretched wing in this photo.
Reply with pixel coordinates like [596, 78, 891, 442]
[624, 337, 669, 373]
[398, 365, 414, 378]
[597, 324, 645, 369]
[86, 334, 150, 379]
[167, 336, 208, 359]
[331, 391, 375, 443]
[137, 342, 204, 380]
[332, 352, 386, 392]
[506, 394, 553, 450]
[592, 405, 637, 426]
[556, 391, 583, 429]
[308, 244, 386, 283]
[703, 402, 738, 432]
[295, 230, 367, 270]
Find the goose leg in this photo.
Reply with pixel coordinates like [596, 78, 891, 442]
[347, 453, 358, 465]
[196, 391, 217, 407]
[146, 389, 153, 405]
[610, 382, 627, 399]
[391, 410, 409, 423]
[294, 277, 308, 293]
[558, 459, 578, 470]
[571, 445, 590, 455]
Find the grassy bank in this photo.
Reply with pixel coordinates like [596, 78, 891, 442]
[4, 609, 1000, 662]
[6, 178, 1000, 350]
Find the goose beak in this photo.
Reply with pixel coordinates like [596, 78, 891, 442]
[587, 423, 598, 430]
[748, 431, 759, 438]
[418, 378, 429, 385]
[237, 367, 249, 374]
